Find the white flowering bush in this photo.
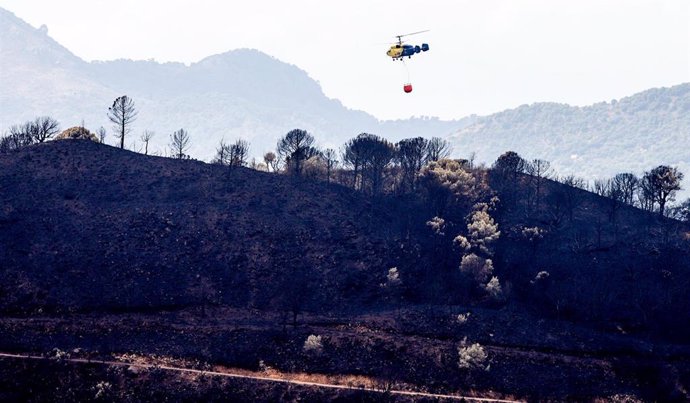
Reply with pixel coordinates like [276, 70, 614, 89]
[522, 226, 545, 242]
[453, 235, 471, 251]
[531, 271, 550, 284]
[426, 216, 446, 235]
[457, 339, 488, 370]
[48, 348, 70, 362]
[420, 159, 479, 201]
[456, 312, 471, 325]
[386, 267, 401, 286]
[303, 334, 323, 354]
[460, 254, 494, 283]
[93, 381, 112, 400]
[467, 209, 500, 254]
[484, 276, 503, 299]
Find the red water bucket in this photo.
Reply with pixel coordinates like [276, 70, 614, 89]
[403, 83, 413, 93]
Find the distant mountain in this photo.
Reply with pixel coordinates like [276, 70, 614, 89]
[0, 7, 471, 159]
[2, 7, 688, 196]
[448, 84, 690, 196]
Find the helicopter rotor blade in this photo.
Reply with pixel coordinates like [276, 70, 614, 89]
[397, 29, 430, 39]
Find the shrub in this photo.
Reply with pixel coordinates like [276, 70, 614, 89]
[456, 312, 471, 325]
[426, 216, 446, 236]
[484, 276, 503, 299]
[303, 334, 323, 355]
[457, 339, 488, 370]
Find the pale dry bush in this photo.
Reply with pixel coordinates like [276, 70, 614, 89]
[460, 253, 494, 283]
[386, 267, 401, 286]
[484, 276, 503, 299]
[531, 271, 550, 284]
[467, 209, 501, 254]
[55, 126, 99, 142]
[303, 156, 327, 179]
[419, 159, 480, 200]
[522, 226, 545, 242]
[426, 216, 446, 235]
[93, 381, 112, 399]
[303, 334, 323, 354]
[456, 312, 471, 325]
[453, 235, 471, 251]
[457, 338, 488, 370]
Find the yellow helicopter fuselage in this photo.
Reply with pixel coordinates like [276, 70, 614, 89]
[386, 45, 404, 59]
[386, 43, 429, 60]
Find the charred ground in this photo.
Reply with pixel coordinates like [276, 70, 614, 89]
[1, 140, 689, 401]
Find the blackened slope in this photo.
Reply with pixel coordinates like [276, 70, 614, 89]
[0, 140, 399, 313]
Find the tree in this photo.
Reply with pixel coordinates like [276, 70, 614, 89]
[525, 159, 552, 212]
[169, 128, 190, 159]
[214, 139, 250, 167]
[107, 95, 137, 149]
[637, 174, 656, 212]
[0, 123, 34, 152]
[228, 139, 250, 167]
[642, 165, 683, 216]
[360, 134, 395, 195]
[342, 135, 369, 189]
[396, 137, 428, 192]
[140, 130, 154, 155]
[611, 173, 638, 205]
[492, 151, 527, 204]
[553, 174, 587, 222]
[323, 148, 338, 183]
[97, 126, 107, 143]
[214, 140, 229, 165]
[419, 158, 483, 214]
[31, 116, 60, 143]
[425, 137, 451, 162]
[277, 129, 315, 176]
[263, 152, 277, 172]
[592, 179, 609, 197]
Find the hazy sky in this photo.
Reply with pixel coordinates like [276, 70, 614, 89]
[1, 0, 688, 120]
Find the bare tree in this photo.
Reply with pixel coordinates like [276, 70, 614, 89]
[214, 139, 229, 165]
[228, 139, 250, 167]
[425, 137, 451, 163]
[31, 116, 60, 143]
[107, 95, 137, 149]
[323, 148, 338, 183]
[611, 173, 639, 206]
[277, 129, 315, 176]
[140, 130, 154, 155]
[169, 128, 190, 159]
[97, 126, 107, 143]
[558, 174, 587, 221]
[263, 152, 276, 172]
[592, 179, 609, 197]
[525, 159, 552, 212]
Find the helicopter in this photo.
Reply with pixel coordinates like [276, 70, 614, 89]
[386, 30, 430, 61]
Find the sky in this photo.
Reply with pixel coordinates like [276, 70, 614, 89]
[1, 0, 688, 120]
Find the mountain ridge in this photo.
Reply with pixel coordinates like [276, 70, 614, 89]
[448, 83, 690, 196]
[1, 6, 688, 196]
[0, 7, 471, 159]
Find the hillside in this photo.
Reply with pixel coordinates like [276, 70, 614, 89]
[0, 140, 404, 313]
[0, 7, 470, 160]
[448, 84, 690, 196]
[1, 140, 690, 400]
